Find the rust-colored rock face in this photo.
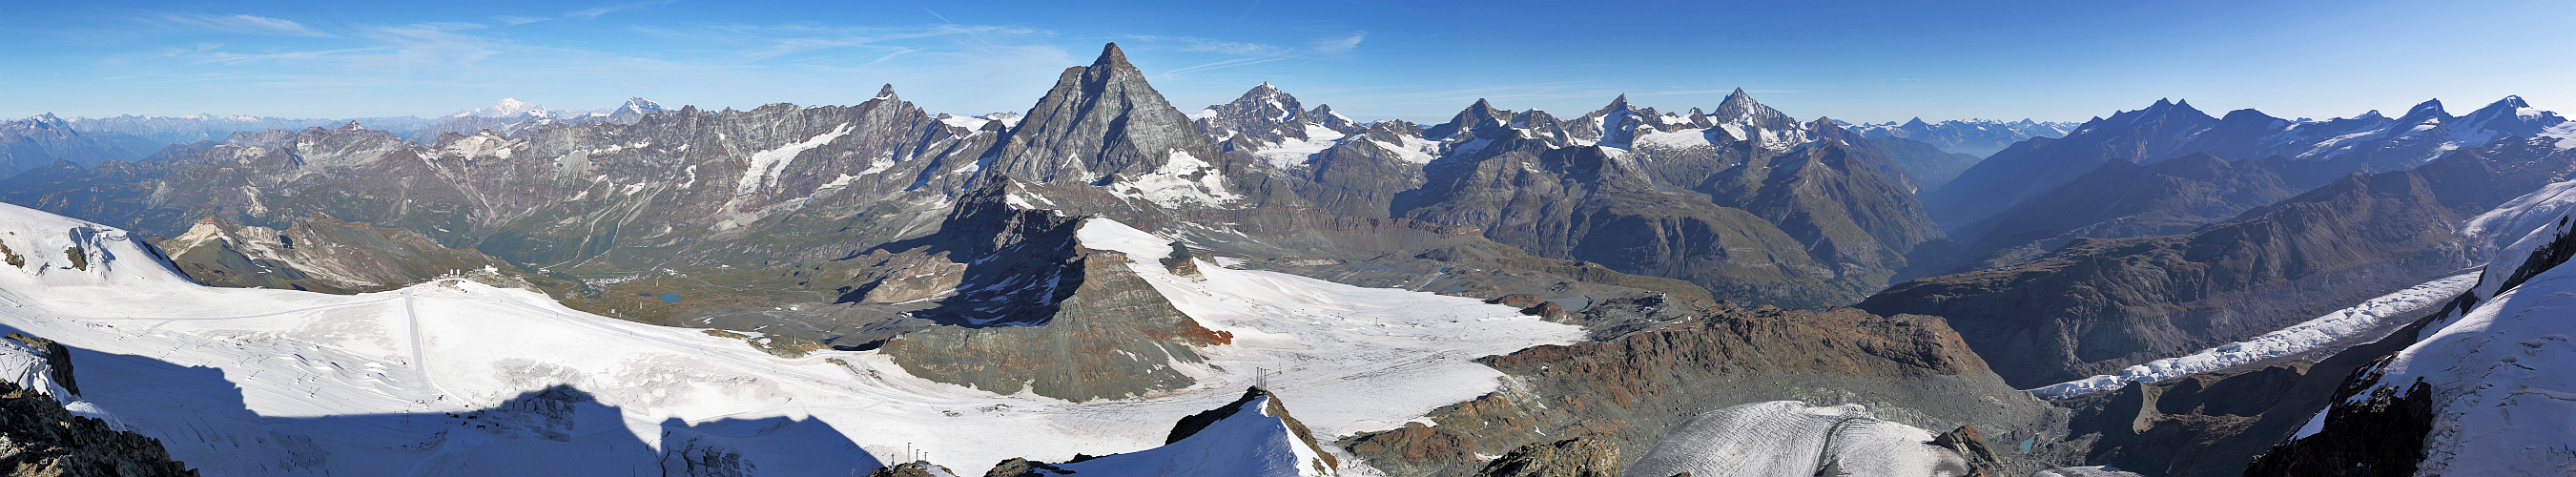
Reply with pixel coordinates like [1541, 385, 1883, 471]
[1347, 305, 2060, 477]
[1473, 438, 1621, 477]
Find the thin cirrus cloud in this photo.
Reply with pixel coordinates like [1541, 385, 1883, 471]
[626, 23, 1051, 64]
[1145, 31, 1367, 79]
[149, 13, 335, 37]
[183, 22, 501, 72]
[566, 0, 679, 21]
[1309, 31, 1365, 55]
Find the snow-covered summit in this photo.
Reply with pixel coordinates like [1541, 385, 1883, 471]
[1046, 387, 1338, 476]
[452, 97, 552, 118]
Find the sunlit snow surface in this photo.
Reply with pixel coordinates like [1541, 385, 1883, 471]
[1110, 150, 1246, 209]
[1249, 125, 1349, 170]
[1049, 394, 1332, 476]
[1624, 401, 1970, 477]
[2318, 204, 2576, 475]
[0, 202, 1579, 475]
[2028, 272, 2480, 400]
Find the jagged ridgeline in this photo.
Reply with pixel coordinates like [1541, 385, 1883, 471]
[4, 42, 1975, 398]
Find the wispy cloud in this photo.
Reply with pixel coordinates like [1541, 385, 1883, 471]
[566, 0, 678, 20]
[631, 23, 1048, 63]
[1161, 56, 1291, 77]
[1127, 35, 1288, 56]
[65, 14, 1073, 117]
[1309, 31, 1366, 55]
[1639, 89, 1804, 95]
[150, 13, 335, 37]
[1134, 31, 1367, 80]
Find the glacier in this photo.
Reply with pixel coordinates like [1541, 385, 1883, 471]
[0, 202, 1580, 475]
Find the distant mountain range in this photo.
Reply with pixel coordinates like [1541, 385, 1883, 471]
[6, 41, 2576, 476]
[1844, 117, 2078, 157]
[0, 97, 672, 177]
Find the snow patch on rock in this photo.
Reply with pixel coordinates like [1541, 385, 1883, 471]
[1110, 150, 1242, 209]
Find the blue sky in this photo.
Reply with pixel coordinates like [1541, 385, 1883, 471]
[6, 0, 2572, 124]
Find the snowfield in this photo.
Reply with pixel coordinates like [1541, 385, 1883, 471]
[0, 202, 1579, 475]
[1048, 393, 1334, 477]
[1624, 401, 1970, 477]
[2318, 203, 2576, 474]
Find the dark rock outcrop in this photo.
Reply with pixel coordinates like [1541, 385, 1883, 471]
[0, 369, 196, 476]
[866, 461, 960, 477]
[876, 236, 1229, 401]
[1932, 425, 2006, 477]
[2238, 380, 2433, 476]
[980, 457, 1072, 477]
[3, 333, 74, 396]
[1473, 438, 1619, 477]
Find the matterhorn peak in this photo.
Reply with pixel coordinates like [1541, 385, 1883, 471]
[1092, 42, 1133, 71]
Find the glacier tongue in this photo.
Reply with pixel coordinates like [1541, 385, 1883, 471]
[2028, 272, 2480, 400]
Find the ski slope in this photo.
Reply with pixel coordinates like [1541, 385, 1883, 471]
[0, 202, 1579, 475]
